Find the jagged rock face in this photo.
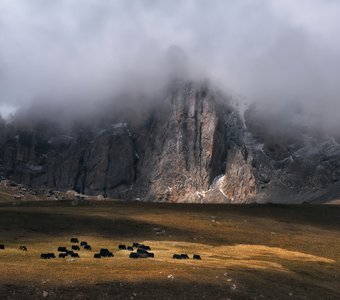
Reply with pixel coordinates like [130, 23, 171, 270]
[131, 84, 229, 202]
[1, 81, 340, 203]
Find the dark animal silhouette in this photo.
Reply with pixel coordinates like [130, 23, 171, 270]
[129, 252, 139, 259]
[138, 253, 148, 259]
[136, 244, 151, 251]
[19, 246, 27, 251]
[71, 253, 79, 258]
[0, 244, 5, 250]
[181, 254, 189, 259]
[94, 253, 101, 258]
[58, 247, 67, 252]
[67, 250, 75, 255]
[147, 252, 154, 258]
[84, 245, 92, 250]
[41, 253, 55, 259]
[100, 249, 113, 257]
[193, 254, 201, 260]
[80, 241, 87, 247]
[137, 248, 148, 254]
[70, 238, 79, 243]
[118, 245, 126, 250]
[132, 243, 139, 248]
[173, 254, 182, 259]
[72, 245, 80, 251]
[127, 246, 133, 251]
[59, 253, 67, 258]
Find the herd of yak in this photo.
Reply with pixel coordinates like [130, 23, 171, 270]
[0, 239, 201, 260]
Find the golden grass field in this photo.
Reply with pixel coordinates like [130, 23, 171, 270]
[0, 201, 339, 299]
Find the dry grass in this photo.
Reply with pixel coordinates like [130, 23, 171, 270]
[0, 201, 339, 299]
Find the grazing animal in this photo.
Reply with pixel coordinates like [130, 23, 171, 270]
[84, 245, 92, 250]
[100, 249, 113, 257]
[181, 254, 189, 259]
[59, 253, 67, 258]
[127, 246, 133, 251]
[41, 253, 55, 259]
[137, 248, 148, 254]
[0, 244, 5, 250]
[58, 247, 67, 252]
[173, 254, 182, 259]
[129, 252, 139, 259]
[19, 246, 27, 251]
[94, 253, 101, 258]
[147, 252, 155, 258]
[71, 253, 79, 258]
[70, 238, 79, 243]
[72, 245, 80, 251]
[138, 253, 148, 259]
[80, 241, 87, 247]
[193, 254, 201, 260]
[137, 244, 151, 251]
[67, 250, 75, 255]
[118, 245, 126, 250]
[132, 243, 139, 248]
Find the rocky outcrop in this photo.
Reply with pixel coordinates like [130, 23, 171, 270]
[1, 81, 340, 203]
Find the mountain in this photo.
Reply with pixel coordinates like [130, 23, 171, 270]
[1, 81, 340, 203]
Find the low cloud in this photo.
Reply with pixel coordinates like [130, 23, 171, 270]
[0, 0, 340, 132]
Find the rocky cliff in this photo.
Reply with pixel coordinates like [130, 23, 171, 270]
[1, 81, 340, 203]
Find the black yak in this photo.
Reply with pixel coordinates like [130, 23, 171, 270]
[0, 244, 5, 250]
[173, 254, 182, 259]
[181, 254, 189, 259]
[193, 254, 201, 260]
[59, 253, 67, 258]
[58, 247, 67, 252]
[80, 241, 87, 247]
[41, 253, 55, 259]
[71, 253, 79, 258]
[127, 246, 133, 251]
[94, 253, 101, 258]
[100, 249, 113, 257]
[137, 248, 148, 254]
[84, 245, 92, 250]
[118, 245, 126, 250]
[70, 238, 79, 243]
[72, 245, 80, 251]
[129, 252, 138, 259]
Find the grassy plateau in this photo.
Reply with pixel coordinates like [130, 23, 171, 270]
[0, 201, 339, 299]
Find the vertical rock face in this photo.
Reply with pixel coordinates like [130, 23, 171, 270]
[132, 82, 230, 202]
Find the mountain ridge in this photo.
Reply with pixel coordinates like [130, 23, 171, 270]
[1, 81, 340, 203]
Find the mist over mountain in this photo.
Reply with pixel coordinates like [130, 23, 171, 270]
[1, 1, 340, 203]
[1, 0, 340, 133]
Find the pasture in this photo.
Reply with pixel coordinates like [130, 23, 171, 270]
[0, 201, 339, 299]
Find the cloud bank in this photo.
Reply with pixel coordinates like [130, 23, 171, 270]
[0, 0, 340, 131]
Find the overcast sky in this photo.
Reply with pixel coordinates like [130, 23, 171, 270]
[0, 0, 340, 130]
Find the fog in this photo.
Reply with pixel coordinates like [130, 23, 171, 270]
[1, 0, 340, 132]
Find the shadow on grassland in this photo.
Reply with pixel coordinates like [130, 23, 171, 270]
[0, 268, 339, 300]
[0, 208, 223, 244]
